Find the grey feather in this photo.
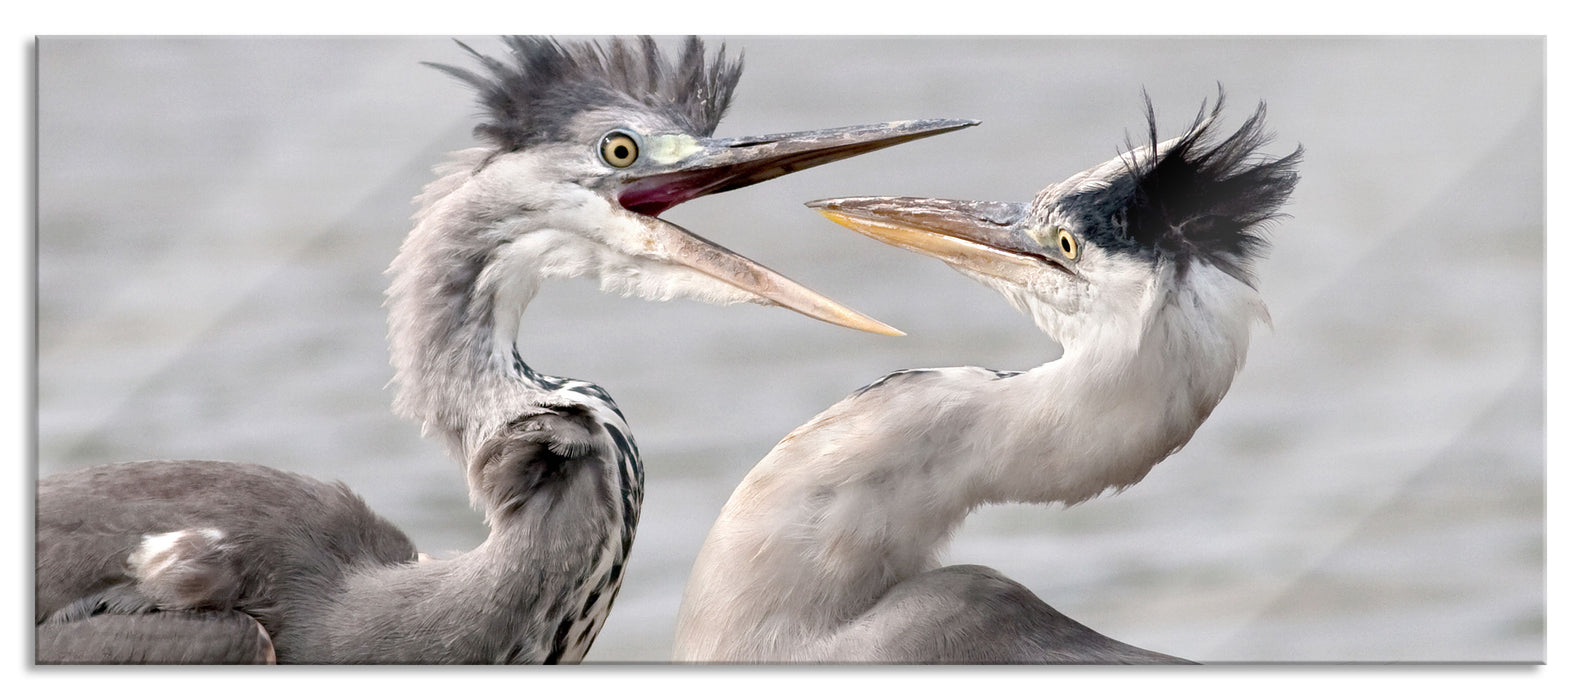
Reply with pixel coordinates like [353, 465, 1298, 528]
[824, 566, 1191, 664]
[38, 610, 276, 665]
[428, 36, 744, 151]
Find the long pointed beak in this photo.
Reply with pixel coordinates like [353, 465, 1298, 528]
[806, 196, 1073, 284]
[617, 119, 977, 216]
[637, 215, 904, 336]
[611, 119, 974, 336]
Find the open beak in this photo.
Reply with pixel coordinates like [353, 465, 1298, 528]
[806, 196, 1073, 285]
[615, 119, 975, 336]
[636, 216, 906, 336]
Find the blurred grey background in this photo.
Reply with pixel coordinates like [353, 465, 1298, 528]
[35, 36, 1543, 662]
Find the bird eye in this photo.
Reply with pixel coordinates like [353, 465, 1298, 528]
[599, 131, 640, 168]
[1056, 228, 1079, 260]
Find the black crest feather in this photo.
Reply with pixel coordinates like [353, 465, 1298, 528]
[426, 36, 745, 152]
[1067, 89, 1302, 286]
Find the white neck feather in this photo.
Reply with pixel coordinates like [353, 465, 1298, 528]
[674, 260, 1265, 661]
[384, 149, 597, 462]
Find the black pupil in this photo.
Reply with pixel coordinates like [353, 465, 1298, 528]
[612, 143, 630, 160]
[1060, 236, 1072, 253]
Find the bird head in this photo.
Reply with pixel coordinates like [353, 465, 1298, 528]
[425, 36, 975, 336]
[809, 92, 1301, 349]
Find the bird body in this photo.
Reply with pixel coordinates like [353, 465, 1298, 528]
[675, 95, 1299, 663]
[674, 278, 1249, 662]
[37, 461, 419, 663]
[38, 405, 629, 663]
[36, 36, 972, 664]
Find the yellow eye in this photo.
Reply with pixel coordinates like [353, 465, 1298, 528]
[1056, 228, 1079, 260]
[599, 131, 640, 168]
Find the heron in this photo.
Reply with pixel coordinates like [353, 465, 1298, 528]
[673, 94, 1300, 663]
[35, 36, 973, 664]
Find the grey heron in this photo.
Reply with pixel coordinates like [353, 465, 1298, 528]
[674, 94, 1300, 663]
[35, 36, 972, 664]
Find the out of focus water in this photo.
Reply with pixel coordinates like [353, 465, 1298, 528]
[35, 36, 1543, 662]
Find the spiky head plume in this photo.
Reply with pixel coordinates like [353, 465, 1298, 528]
[427, 36, 745, 152]
[1053, 89, 1302, 286]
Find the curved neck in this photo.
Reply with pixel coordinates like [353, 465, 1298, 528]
[384, 149, 550, 461]
[378, 150, 641, 664]
[676, 265, 1262, 661]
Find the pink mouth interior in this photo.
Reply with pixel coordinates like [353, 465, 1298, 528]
[618, 175, 713, 217]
